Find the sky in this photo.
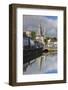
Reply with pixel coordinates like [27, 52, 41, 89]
[23, 15, 58, 38]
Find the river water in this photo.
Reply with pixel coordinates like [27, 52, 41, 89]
[23, 52, 57, 75]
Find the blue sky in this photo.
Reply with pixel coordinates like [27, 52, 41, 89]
[45, 16, 57, 20]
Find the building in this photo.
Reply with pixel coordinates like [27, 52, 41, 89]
[35, 24, 45, 48]
[47, 38, 57, 48]
[23, 24, 45, 49]
[23, 32, 35, 48]
[23, 32, 43, 49]
[25, 31, 31, 37]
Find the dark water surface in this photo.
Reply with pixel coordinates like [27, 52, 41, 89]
[23, 52, 57, 75]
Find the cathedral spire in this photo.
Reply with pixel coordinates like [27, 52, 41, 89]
[40, 24, 43, 36]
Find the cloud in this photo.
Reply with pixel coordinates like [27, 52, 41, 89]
[23, 15, 57, 37]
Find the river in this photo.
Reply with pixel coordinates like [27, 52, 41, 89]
[23, 52, 57, 75]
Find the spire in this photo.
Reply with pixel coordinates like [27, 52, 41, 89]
[40, 24, 43, 36]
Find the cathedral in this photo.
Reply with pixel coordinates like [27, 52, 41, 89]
[35, 24, 45, 47]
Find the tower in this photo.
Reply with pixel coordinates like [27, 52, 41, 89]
[40, 24, 43, 36]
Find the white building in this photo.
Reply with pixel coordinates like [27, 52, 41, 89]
[47, 39, 57, 48]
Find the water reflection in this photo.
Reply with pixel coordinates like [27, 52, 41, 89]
[23, 52, 57, 75]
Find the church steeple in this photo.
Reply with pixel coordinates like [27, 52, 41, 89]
[40, 24, 43, 36]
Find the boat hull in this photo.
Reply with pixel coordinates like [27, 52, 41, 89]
[23, 48, 43, 64]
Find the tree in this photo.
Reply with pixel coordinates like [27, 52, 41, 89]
[31, 31, 36, 40]
[44, 37, 51, 45]
[44, 38, 47, 45]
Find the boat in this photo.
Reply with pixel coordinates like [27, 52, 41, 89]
[23, 34, 43, 64]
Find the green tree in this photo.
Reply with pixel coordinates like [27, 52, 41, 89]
[46, 37, 50, 40]
[44, 37, 50, 45]
[31, 31, 36, 40]
[44, 39, 48, 45]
